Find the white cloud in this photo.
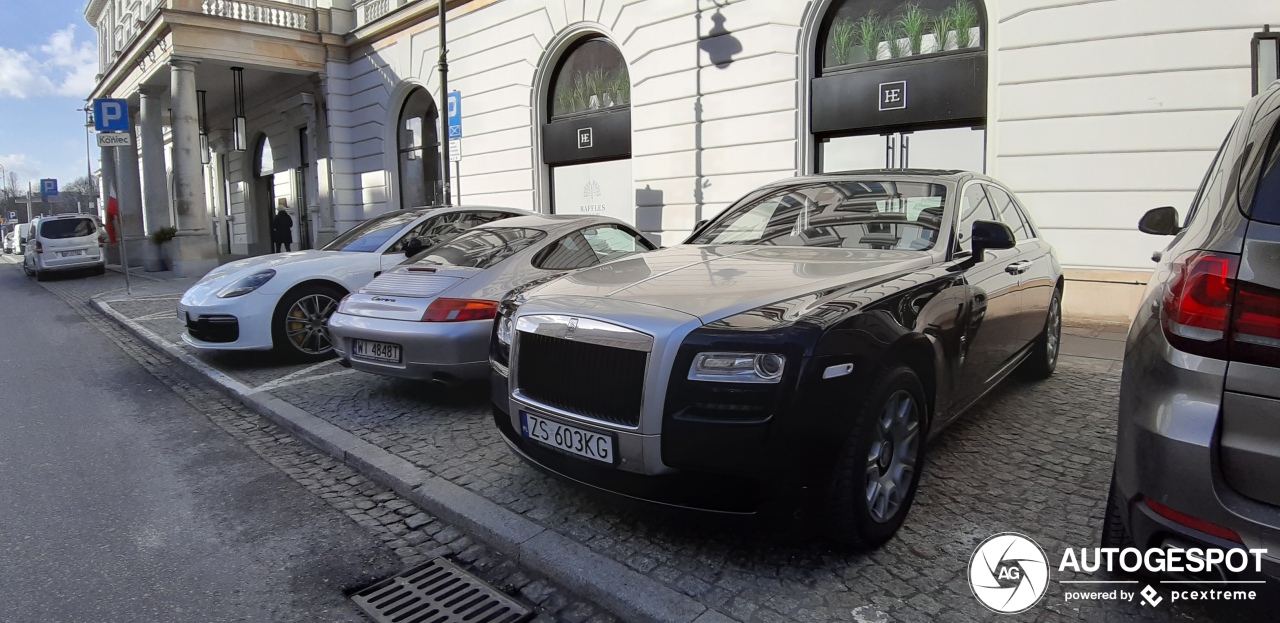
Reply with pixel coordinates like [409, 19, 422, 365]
[0, 25, 96, 99]
[0, 153, 45, 187]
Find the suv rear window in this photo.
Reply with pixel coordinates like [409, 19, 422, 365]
[40, 218, 97, 239]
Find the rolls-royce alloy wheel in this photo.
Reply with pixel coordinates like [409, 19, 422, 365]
[1020, 286, 1062, 380]
[273, 283, 344, 361]
[825, 365, 928, 550]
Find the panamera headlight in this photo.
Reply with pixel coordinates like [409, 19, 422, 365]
[688, 352, 786, 383]
[217, 269, 276, 298]
[496, 315, 514, 346]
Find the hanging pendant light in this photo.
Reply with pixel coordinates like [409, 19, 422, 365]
[231, 67, 247, 152]
[197, 89, 210, 164]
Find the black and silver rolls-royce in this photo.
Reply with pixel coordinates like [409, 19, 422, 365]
[490, 170, 1062, 549]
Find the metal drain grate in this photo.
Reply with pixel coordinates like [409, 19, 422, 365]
[351, 557, 532, 623]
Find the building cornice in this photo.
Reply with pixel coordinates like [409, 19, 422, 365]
[85, 0, 108, 23]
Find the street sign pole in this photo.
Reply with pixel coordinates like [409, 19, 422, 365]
[93, 97, 134, 294]
[440, 0, 455, 204]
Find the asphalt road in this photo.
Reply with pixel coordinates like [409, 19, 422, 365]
[0, 267, 397, 622]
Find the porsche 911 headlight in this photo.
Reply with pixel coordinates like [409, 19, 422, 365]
[688, 352, 786, 383]
[217, 269, 276, 298]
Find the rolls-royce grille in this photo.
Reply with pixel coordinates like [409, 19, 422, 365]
[517, 332, 645, 427]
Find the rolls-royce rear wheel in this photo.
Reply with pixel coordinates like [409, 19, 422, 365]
[824, 365, 927, 550]
[1020, 286, 1062, 380]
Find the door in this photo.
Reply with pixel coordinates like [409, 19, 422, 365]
[953, 183, 1025, 408]
[818, 126, 986, 173]
[986, 184, 1052, 343]
[250, 175, 273, 256]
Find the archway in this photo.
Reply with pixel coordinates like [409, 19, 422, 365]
[251, 133, 275, 256]
[805, 0, 988, 174]
[396, 88, 442, 209]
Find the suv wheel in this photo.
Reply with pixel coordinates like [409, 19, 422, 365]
[1020, 287, 1062, 380]
[1101, 471, 1135, 548]
[272, 283, 344, 361]
[824, 365, 927, 550]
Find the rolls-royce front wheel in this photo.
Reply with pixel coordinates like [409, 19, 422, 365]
[824, 365, 927, 550]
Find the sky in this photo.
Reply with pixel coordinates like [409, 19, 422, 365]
[0, 0, 100, 194]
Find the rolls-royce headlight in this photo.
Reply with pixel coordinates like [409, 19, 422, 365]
[217, 269, 276, 298]
[496, 315, 514, 346]
[689, 352, 786, 383]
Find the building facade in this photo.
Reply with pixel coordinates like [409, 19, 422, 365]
[86, 0, 1279, 320]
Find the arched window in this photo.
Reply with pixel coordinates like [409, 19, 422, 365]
[397, 88, 441, 209]
[548, 38, 630, 120]
[819, 0, 985, 72]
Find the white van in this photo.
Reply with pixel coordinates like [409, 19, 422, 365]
[23, 214, 106, 280]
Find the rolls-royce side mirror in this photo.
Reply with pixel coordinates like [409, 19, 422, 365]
[970, 220, 1016, 260]
[1138, 206, 1181, 236]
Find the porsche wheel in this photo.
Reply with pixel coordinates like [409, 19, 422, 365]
[272, 283, 344, 361]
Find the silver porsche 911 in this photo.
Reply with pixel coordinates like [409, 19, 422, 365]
[328, 214, 655, 384]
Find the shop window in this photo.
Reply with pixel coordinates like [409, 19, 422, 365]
[820, 0, 985, 72]
[397, 88, 441, 209]
[548, 38, 630, 119]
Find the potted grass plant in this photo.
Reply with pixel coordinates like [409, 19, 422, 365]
[931, 10, 956, 52]
[151, 226, 177, 271]
[949, 0, 979, 49]
[898, 3, 929, 55]
[857, 12, 883, 62]
[829, 17, 859, 65]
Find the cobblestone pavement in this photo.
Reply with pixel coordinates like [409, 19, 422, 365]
[18, 265, 617, 623]
[35, 261, 1233, 622]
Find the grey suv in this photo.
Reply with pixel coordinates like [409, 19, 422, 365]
[1106, 81, 1280, 581]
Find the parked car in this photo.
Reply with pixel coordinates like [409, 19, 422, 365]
[177, 206, 531, 360]
[490, 170, 1062, 548]
[23, 214, 107, 280]
[329, 214, 656, 385]
[1104, 83, 1280, 581]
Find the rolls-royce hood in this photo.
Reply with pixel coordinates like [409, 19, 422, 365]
[528, 245, 934, 323]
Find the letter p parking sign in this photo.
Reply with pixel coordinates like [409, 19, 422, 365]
[93, 98, 131, 133]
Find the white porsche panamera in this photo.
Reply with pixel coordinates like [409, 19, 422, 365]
[177, 205, 530, 360]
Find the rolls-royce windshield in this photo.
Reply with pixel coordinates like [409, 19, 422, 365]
[690, 181, 946, 251]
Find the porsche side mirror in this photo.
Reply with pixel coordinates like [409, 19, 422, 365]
[403, 237, 425, 257]
[971, 220, 1016, 259]
[1138, 206, 1181, 236]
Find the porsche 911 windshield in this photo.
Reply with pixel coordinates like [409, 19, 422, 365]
[690, 181, 946, 251]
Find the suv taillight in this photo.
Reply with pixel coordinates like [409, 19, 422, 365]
[98, 234, 106, 247]
[1161, 250, 1280, 365]
[1231, 281, 1280, 366]
[35, 240, 42, 254]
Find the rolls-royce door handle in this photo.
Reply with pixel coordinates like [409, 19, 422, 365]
[1005, 260, 1033, 275]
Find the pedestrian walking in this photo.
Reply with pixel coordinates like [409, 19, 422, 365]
[272, 204, 293, 253]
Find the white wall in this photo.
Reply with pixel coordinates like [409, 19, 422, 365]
[989, 0, 1277, 271]
[326, 0, 812, 245]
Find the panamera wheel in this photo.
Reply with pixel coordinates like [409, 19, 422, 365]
[273, 283, 344, 361]
[825, 365, 928, 550]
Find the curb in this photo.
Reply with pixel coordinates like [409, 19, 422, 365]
[90, 297, 736, 623]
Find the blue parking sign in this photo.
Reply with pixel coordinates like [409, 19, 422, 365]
[93, 98, 131, 133]
[447, 91, 462, 139]
[41, 179, 58, 197]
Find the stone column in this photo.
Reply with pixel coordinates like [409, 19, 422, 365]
[138, 84, 170, 272]
[99, 144, 121, 265]
[112, 107, 145, 268]
[306, 76, 337, 246]
[168, 58, 218, 278]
